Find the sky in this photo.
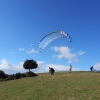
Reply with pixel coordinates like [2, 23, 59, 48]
[0, 0, 100, 74]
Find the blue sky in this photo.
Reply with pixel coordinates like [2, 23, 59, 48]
[0, 0, 100, 74]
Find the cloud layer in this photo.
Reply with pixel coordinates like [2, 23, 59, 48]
[18, 48, 25, 51]
[0, 59, 24, 74]
[0, 59, 81, 74]
[26, 48, 38, 54]
[52, 46, 85, 63]
[18, 47, 38, 54]
[94, 63, 100, 70]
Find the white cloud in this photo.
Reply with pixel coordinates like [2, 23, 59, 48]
[37, 61, 45, 67]
[0, 59, 81, 74]
[36, 61, 81, 73]
[0, 59, 12, 70]
[77, 51, 85, 55]
[26, 48, 38, 54]
[94, 63, 100, 70]
[18, 48, 24, 51]
[10, 52, 14, 54]
[0, 59, 25, 74]
[44, 64, 80, 72]
[52, 46, 85, 63]
[0, 59, 46, 74]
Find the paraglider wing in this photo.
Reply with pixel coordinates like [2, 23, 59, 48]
[38, 31, 71, 50]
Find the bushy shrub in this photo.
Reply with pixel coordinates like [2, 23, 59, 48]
[6, 75, 14, 80]
[0, 70, 6, 78]
[0, 71, 38, 82]
[15, 73, 22, 79]
[24, 71, 37, 77]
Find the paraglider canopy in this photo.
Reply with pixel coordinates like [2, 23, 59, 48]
[38, 30, 71, 51]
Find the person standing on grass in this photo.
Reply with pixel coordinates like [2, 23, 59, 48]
[69, 64, 72, 73]
[49, 67, 55, 75]
[90, 66, 93, 72]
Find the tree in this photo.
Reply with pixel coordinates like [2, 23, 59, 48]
[23, 59, 38, 72]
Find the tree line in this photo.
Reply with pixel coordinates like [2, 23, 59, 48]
[0, 59, 38, 82]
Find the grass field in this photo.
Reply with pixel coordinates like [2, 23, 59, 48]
[0, 71, 100, 100]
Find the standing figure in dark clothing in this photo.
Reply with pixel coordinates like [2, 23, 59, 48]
[90, 66, 93, 72]
[49, 67, 55, 75]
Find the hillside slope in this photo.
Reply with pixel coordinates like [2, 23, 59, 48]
[0, 72, 100, 100]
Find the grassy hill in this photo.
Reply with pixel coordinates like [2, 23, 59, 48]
[0, 71, 100, 100]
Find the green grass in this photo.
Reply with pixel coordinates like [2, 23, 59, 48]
[0, 72, 100, 100]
